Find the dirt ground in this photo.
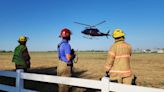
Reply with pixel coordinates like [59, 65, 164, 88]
[0, 52, 164, 92]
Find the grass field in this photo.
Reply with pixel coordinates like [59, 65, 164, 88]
[0, 52, 164, 91]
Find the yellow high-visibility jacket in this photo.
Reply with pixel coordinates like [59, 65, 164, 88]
[105, 40, 132, 78]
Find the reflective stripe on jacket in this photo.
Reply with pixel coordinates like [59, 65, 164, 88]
[105, 40, 132, 77]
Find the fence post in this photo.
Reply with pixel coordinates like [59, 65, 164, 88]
[16, 69, 24, 92]
[101, 77, 110, 92]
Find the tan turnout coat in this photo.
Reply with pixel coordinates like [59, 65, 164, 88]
[105, 40, 132, 79]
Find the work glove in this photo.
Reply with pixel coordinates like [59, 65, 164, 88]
[104, 71, 110, 77]
[71, 49, 77, 61]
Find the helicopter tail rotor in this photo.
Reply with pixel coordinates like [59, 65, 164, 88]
[106, 30, 111, 38]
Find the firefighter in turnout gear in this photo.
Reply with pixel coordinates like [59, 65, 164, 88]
[57, 28, 76, 92]
[12, 36, 31, 72]
[104, 29, 134, 84]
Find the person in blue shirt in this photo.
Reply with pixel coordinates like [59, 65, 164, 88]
[57, 28, 75, 92]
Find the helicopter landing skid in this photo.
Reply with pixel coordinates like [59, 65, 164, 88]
[82, 35, 92, 39]
[82, 35, 98, 39]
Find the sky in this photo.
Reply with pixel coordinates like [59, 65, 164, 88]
[0, 0, 164, 51]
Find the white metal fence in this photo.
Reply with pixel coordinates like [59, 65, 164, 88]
[0, 70, 163, 92]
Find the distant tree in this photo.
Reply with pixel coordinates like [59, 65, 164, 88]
[3, 50, 6, 52]
[0, 50, 12, 53]
[146, 49, 151, 52]
[7, 51, 12, 53]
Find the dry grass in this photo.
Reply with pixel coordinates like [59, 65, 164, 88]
[0, 52, 164, 91]
[131, 53, 164, 88]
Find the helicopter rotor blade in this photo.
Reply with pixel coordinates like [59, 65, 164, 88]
[74, 22, 91, 27]
[93, 20, 106, 27]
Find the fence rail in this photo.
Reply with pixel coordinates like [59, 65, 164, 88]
[0, 70, 163, 92]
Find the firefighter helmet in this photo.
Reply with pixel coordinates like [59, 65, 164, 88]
[18, 36, 28, 42]
[112, 29, 125, 38]
[60, 28, 72, 38]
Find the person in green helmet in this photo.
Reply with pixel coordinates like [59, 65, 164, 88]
[12, 36, 31, 72]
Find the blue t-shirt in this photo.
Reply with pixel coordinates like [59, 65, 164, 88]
[58, 39, 71, 62]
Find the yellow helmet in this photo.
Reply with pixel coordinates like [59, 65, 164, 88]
[18, 36, 27, 42]
[112, 29, 125, 38]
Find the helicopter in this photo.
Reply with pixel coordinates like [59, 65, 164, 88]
[74, 20, 110, 39]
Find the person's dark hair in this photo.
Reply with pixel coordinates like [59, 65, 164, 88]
[115, 36, 125, 40]
[18, 41, 26, 45]
[62, 36, 71, 40]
